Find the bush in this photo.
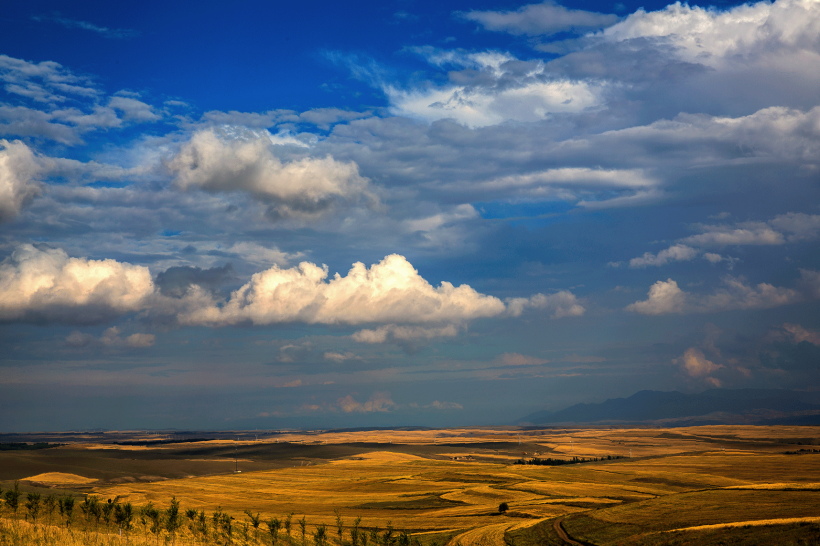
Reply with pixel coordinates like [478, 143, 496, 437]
[498, 502, 509, 513]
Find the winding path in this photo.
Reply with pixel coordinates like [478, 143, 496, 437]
[553, 517, 584, 546]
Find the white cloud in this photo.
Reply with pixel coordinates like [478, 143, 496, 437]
[681, 224, 786, 246]
[0, 139, 42, 222]
[405, 204, 478, 232]
[100, 327, 155, 348]
[625, 278, 686, 315]
[427, 400, 463, 410]
[627, 275, 801, 315]
[500, 353, 550, 366]
[598, 0, 820, 68]
[781, 323, 820, 345]
[352, 324, 460, 343]
[506, 291, 585, 318]
[681, 347, 722, 377]
[226, 242, 302, 267]
[769, 212, 820, 242]
[108, 96, 160, 122]
[387, 78, 605, 127]
[31, 15, 139, 39]
[337, 392, 396, 413]
[466, 168, 657, 200]
[461, 2, 619, 37]
[629, 244, 698, 268]
[0, 244, 154, 323]
[799, 269, 820, 298]
[168, 128, 375, 220]
[323, 351, 362, 362]
[179, 254, 506, 327]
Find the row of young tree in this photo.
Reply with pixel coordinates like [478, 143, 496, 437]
[513, 455, 624, 466]
[1, 481, 415, 546]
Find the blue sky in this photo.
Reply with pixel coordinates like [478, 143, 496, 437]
[1, 0, 819, 431]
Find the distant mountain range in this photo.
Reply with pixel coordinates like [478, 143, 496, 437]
[518, 389, 820, 426]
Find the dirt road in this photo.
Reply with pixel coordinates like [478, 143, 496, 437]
[553, 517, 585, 546]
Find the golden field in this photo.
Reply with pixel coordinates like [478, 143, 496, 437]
[1, 425, 819, 545]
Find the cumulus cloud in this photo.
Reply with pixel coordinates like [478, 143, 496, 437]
[337, 392, 396, 413]
[100, 327, 155, 348]
[680, 347, 722, 378]
[780, 323, 820, 345]
[597, 0, 820, 68]
[506, 291, 585, 318]
[627, 276, 802, 315]
[167, 128, 375, 220]
[628, 211, 819, 268]
[0, 245, 154, 323]
[625, 278, 686, 315]
[178, 254, 507, 327]
[0, 139, 43, 222]
[460, 1, 618, 37]
[629, 244, 698, 268]
[323, 351, 362, 362]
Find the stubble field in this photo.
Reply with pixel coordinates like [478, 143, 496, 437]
[1, 425, 819, 545]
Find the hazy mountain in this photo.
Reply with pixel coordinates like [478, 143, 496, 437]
[518, 389, 820, 426]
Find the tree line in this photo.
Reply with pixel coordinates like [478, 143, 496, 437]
[0, 481, 414, 546]
[513, 455, 624, 466]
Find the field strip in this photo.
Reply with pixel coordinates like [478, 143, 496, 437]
[722, 482, 820, 490]
[446, 522, 515, 546]
[23, 472, 98, 484]
[665, 516, 820, 533]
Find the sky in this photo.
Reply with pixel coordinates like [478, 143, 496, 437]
[1, 0, 819, 432]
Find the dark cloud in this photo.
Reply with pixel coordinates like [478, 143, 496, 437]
[155, 264, 236, 298]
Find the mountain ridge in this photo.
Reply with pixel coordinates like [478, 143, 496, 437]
[518, 389, 820, 426]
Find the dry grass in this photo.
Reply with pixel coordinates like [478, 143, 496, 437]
[2, 425, 819, 546]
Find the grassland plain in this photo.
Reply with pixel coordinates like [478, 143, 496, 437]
[1, 426, 819, 545]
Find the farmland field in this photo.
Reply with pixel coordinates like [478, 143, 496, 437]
[1, 425, 819, 545]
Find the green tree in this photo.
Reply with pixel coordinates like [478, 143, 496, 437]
[246, 509, 262, 541]
[43, 494, 57, 527]
[498, 502, 509, 514]
[212, 506, 224, 541]
[25, 492, 41, 525]
[102, 498, 116, 530]
[115, 502, 134, 538]
[197, 510, 207, 540]
[267, 516, 281, 545]
[299, 515, 307, 546]
[4, 482, 21, 518]
[382, 522, 394, 546]
[397, 531, 410, 546]
[369, 526, 380, 546]
[360, 528, 369, 546]
[314, 523, 328, 546]
[335, 510, 345, 546]
[285, 512, 294, 541]
[166, 496, 181, 544]
[220, 512, 233, 542]
[59, 496, 75, 528]
[350, 516, 362, 546]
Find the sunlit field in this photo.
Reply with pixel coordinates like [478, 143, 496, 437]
[1, 426, 819, 545]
